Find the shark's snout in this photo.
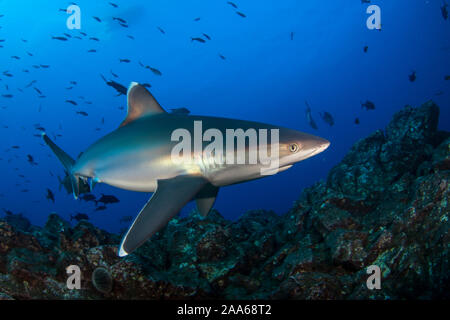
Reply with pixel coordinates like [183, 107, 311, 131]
[310, 138, 330, 157]
[318, 139, 330, 152]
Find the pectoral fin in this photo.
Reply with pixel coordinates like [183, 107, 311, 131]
[195, 184, 219, 217]
[119, 175, 208, 257]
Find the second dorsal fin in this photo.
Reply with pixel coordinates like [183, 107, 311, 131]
[120, 82, 165, 127]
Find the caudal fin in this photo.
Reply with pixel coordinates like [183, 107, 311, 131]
[42, 133, 80, 199]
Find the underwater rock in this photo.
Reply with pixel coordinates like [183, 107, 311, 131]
[327, 101, 442, 201]
[0, 101, 448, 299]
[0, 292, 14, 300]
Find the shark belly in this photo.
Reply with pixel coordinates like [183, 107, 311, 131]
[74, 124, 190, 192]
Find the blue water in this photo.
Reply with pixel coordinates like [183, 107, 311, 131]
[0, 0, 449, 233]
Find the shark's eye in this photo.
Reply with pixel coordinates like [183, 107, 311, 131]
[289, 143, 299, 153]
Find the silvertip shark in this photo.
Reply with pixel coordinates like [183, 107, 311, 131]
[42, 82, 330, 257]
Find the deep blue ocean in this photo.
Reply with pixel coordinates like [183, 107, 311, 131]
[0, 0, 449, 233]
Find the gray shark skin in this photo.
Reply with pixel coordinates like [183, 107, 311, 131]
[43, 82, 330, 257]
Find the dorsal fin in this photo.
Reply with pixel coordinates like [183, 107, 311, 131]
[120, 82, 165, 127]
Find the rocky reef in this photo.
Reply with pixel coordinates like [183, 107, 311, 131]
[0, 101, 448, 300]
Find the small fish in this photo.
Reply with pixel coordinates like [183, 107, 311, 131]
[93, 16, 102, 22]
[63, 33, 72, 38]
[66, 100, 78, 106]
[227, 1, 238, 9]
[194, 17, 201, 22]
[364, 46, 368, 53]
[109, 2, 118, 8]
[119, 23, 129, 28]
[96, 194, 120, 205]
[290, 32, 294, 40]
[80, 32, 87, 36]
[236, 11, 246, 18]
[191, 37, 206, 43]
[76, 111, 89, 116]
[409, 71, 416, 82]
[203, 33, 211, 40]
[2, 209, 13, 215]
[441, 2, 448, 20]
[361, 100, 375, 110]
[27, 154, 37, 165]
[80, 194, 96, 203]
[11, 56, 20, 60]
[71, 213, 89, 222]
[354, 118, 360, 125]
[52, 36, 68, 41]
[26, 51, 33, 56]
[2, 94, 13, 98]
[34, 87, 42, 95]
[147, 66, 162, 76]
[89, 37, 100, 41]
[119, 59, 131, 63]
[87, 49, 97, 53]
[95, 206, 107, 211]
[113, 17, 127, 24]
[110, 70, 118, 78]
[305, 102, 318, 130]
[70, 81, 77, 85]
[46, 188, 55, 203]
[141, 83, 152, 88]
[101, 74, 128, 95]
[157, 27, 165, 34]
[218, 54, 226, 60]
[444, 75, 450, 80]
[127, 35, 135, 40]
[40, 65, 50, 68]
[319, 111, 335, 126]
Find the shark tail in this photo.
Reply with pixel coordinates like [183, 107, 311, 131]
[42, 133, 80, 199]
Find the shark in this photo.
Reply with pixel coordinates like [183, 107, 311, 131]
[42, 82, 330, 257]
